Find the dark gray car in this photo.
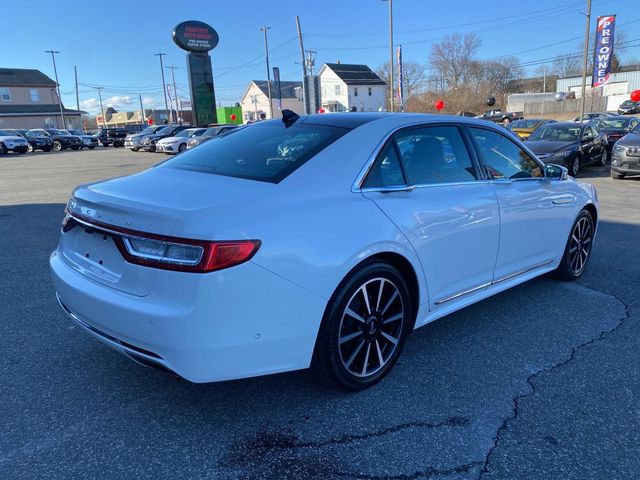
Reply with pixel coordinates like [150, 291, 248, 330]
[611, 123, 640, 179]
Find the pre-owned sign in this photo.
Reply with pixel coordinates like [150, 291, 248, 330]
[592, 15, 616, 88]
[172, 21, 219, 52]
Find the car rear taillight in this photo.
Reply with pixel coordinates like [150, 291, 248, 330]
[64, 212, 260, 273]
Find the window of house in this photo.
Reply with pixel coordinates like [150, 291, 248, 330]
[0, 88, 11, 101]
[368, 87, 372, 96]
[354, 87, 358, 97]
[335, 84, 341, 95]
[30, 89, 40, 102]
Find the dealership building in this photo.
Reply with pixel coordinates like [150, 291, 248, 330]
[0, 68, 84, 129]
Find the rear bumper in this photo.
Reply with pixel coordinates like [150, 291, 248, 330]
[50, 250, 326, 383]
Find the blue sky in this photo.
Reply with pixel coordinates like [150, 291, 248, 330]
[1, 0, 637, 114]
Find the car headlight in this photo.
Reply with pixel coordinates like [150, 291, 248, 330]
[613, 144, 626, 153]
[552, 150, 571, 158]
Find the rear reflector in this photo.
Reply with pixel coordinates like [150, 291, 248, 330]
[64, 211, 260, 273]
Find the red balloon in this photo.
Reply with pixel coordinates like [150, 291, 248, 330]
[317, 108, 326, 114]
[230, 113, 237, 121]
[147, 118, 154, 125]
[631, 90, 640, 102]
[434, 99, 445, 111]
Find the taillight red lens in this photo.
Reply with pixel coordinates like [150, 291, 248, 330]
[65, 212, 260, 273]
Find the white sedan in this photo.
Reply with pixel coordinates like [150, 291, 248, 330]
[50, 112, 598, 390]
[155, 128, 206, 154]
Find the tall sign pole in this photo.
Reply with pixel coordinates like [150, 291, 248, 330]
[260, 26, 274, 118]
[383, 0, 395, 112]
[579, 0, 592, 120]
[45, 49, 65, 128]
[172, 21, 219, 126]
[95, 86, 106, 128]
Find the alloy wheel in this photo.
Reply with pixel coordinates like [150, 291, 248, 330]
[52, 140, 62, 152]
[570, 157, 580, 177]
[338, 277, 404, 378]
[569, 216, 592, 275]
[27, 143, 33, 153]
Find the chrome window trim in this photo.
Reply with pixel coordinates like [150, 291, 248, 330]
[351, 121, 487, 193]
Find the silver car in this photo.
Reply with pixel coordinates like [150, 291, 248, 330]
[611, 123, 640, 179]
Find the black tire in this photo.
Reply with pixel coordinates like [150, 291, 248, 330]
[598, 149, 608, 166]
[312, 261, 413, 390]
[102, 143, 109, 147]
[611, 169, 625, 179]
[554, 209, 594, 281]
[42, 147, 51, 152]
[0, 143, 7, 155]
[88, 146, 95, 150]
[27, 143, 34, 153]
[71, 146, 80, 150]
[569, 155, 581, 177]
[131, 147, 139, 152]
[178, 143, 187, 153]
[52, 140, 62, 152]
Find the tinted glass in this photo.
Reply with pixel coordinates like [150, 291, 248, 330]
[529, 125, 581, 141]
[161, 121, 349, 183]
[0, 129, 13, 136]
[395, 126, 476, 185]
[362, 142, 404, 188]
[598, 118, 630, 129]
[471, 127, 543, 179]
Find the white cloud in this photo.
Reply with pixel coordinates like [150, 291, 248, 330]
[105, 95, 133, 106]
[79, 97, 99, 112]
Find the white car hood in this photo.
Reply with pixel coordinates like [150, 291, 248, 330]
[157, 136, 185, 145]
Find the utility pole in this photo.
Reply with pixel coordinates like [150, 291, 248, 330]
[154, 53, 169, 121]
[166, 65, 180, 123]
[95, 86, 106, 128]
[305, 50, 317, 76]
[74, 66, 81, 130]
[260, 26, 274, 118]
[139, 94, 146, 126]
[45, 49, 65, 128]
[295, 16, 309, 114]
[382, 0, 394, 112]
[579, 0, 592, 120]
[543, 66, 547, 93]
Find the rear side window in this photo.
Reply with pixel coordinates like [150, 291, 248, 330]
[470, 127, 543, 179]
[161, 121, 349, 183]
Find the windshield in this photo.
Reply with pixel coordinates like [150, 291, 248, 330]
[0, 129, 14, 136]
[161, 121, 350, 183]
[597, 118, 630, 129]
[68, 129, 84, 135]
[529, 125, 581, 142]
[175, 129, 196, 138]
[48, 129, 69, 136]
[155, 126, 174, 135]
[510, 119, 542, 129]
[141, 126, 158, 134]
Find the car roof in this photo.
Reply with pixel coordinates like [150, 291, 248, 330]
[548, 122, 586, 128]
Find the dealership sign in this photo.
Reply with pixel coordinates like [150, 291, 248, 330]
[592, 15, 616, 88]
[172, 21, 219, 52]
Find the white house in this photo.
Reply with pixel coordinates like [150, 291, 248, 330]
[240, 80, 305, 122]
[317, 63, 387, 112]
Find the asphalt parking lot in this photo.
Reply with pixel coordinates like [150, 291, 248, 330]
[1, 147, 639, 480]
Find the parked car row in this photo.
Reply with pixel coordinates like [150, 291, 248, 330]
[0, 128, 94, 154]
[505, 113, 640, 179]
[124, 123, 239, 154]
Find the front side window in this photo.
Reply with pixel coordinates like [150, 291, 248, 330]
[470, 127, 543, 179]
[368, 87, 372, 96]
[161, 121, 350, 183]
[0, 88, 11, 101]
[354, 87, 358, 97]
[30, 89, 40, 102]
[583, 125, 595, 139]
[335, 84, 341, 95]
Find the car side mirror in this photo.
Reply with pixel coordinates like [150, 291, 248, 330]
[545, 163, 568, 181]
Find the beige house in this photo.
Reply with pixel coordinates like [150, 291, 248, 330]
[0, 68, 84, 129]
[240, 80, 304, 122]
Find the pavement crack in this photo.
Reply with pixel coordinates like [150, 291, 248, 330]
[333, 461, 483, 479]
[477, 282, 632, 479]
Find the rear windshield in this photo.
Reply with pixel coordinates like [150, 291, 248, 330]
[160, 121, 350, 183]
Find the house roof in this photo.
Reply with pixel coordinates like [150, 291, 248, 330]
[0, 104, 85, 116]
[0, 68, 57, 87]
[252, 80, 302, 99]
[322, 63, 386, 86]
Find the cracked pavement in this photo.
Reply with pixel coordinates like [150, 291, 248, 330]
[0, 150, 638, 479]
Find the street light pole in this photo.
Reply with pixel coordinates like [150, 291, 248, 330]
[45, 49, 66, 128]
[260, 26, 274, 118]
[166, 65, 180, 123]
[579, 0, 592, 121]
[154, 53, 169, 122]
[382, 0, 394, 112]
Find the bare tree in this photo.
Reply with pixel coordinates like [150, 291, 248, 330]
[551, 54, 582, 78]
[429, 33, 481, 89]
[376, 60, 426, 101]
